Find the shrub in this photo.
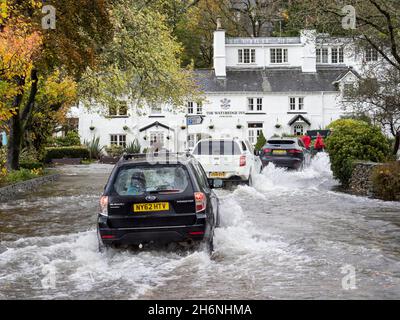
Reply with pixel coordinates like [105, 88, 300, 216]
[44, 146, 90, 162]
[326, 119, 391, 187]
[20, 162, 44, 170]
[49, 131, 81, 147]
[125, 139, 141, 154]
[84, 136, 103, 160]
[372, 162, 400, 201]
[255, 131, 267, 151]
[5, 168, 43, 184]
[104, 145, 124, 157]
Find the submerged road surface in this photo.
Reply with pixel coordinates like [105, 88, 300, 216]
[0, 154, 400, 299]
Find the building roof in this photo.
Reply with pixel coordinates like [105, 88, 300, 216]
[194, 67, 349, 93]
[139, 121, 175, 132]
[226, 37, 301, 45]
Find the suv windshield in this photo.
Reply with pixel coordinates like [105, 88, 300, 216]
[193, 141, 241, 155]
[113, 165, 191, 196]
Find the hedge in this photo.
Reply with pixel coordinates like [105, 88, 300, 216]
[372, 162, 400, 201]
[44, 146, 90, 163]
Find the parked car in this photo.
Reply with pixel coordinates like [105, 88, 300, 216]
[97, 153, 220, 252]
[259, 138, 311, 170]
[192, 138, 262, 186]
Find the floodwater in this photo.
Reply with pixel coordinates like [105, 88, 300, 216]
[0, 154, 399, 300]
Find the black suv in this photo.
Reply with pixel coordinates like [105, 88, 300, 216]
[97, 153, 220, 251]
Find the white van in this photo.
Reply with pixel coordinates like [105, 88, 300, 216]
[192, 138, 262, 186]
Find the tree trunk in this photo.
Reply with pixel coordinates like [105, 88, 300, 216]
[6, 70, 39, 171]
[6, 76, 25, 171]
[6, 111, 22, 171]
[394, 131, 400, 157]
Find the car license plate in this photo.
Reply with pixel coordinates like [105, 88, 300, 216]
[210, 172, 226, 178]
[273, 150, 287, 155]
[133, 202, 169, 212]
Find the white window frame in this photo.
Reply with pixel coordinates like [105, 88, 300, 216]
[150, 131, 165, 147]
[247, 123, 263, 145]
[365, 48, 378, 62]
[187, 101, 194, 114]
[293, 124, 304, 136]
[270, 48, 288, 64]
[248, 98, 254, 111]
[110, 134, 127, 147]
[331, 47, 344, 64]
[196, 102, 203, 115]
[150, 104, 162, 115]
[238, 48, 256, 64]
[289, 97, 305, 111]
[109, 101, 128, 117]
[248, 97, 263, 112]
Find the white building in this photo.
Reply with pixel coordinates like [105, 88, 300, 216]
[77, 28, 379, 153]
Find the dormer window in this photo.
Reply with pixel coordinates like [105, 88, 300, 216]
[238, 49, 256, 64]
[109, 101, 128, 117]
[331, 47, 344, 64]
[316, 48, 329, 64]
[365, 48, 378, 62]
[270, 48, 288, 64]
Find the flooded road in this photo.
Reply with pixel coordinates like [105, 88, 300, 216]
[1, 154, 400, 300]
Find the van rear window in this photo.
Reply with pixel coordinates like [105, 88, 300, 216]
[268, 140, 295, 145]
[113, 165, 191, 196]
[193, 141, 241, 155]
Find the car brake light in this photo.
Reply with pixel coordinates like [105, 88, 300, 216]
[240, 155, 246, 167]
[263, 148, 271, 153]
[100, 196, 108, 216]
[194, 192, 206, 213]
[288, 149, 302, 154]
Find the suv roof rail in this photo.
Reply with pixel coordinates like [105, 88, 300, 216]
[119, 152, 194, 162]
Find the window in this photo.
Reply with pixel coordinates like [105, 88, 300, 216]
[196, 102, 203, 115]
[150, 104, 162, 114]
[248, 123, 263, 145]
[289, 97, 305, 111]
[187, 101, 194, 114]
[270, 48, 288, 64]
[317, 48, 328, 64]
[109, 101, 128, 117]
[248, 98, 263, 111]
[257, 98, 263, 111]
[343, 83, 354, 99]
[238, 49, 256, 64]
[193, 141, 242, 155]
[110, 134, 126, 147]
[294, 124, 304, 136]
[248, 98, 254, 111]
[298, 97, 304, 111]
[150, 132, 164, 147]
[290, 97, 296, 111]
[366, 48, 378, 62]
[113, 165, 191, 196]
[331, 47, 344, 64]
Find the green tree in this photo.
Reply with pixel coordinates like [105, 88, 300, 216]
[255, 131, 267, 151]
[326, 119, 391, 187]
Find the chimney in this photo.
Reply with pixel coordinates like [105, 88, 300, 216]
[213, 18, 226, 78]
[300, 29, 317, 73]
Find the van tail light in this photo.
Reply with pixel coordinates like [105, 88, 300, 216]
[263, 148, 272, 154]
[288, 149, 302, 154]
[194, 192, 206, 213]
[100, 196, 109, 217]
[240, 155, 246, 167]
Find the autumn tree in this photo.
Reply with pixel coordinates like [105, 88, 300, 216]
[288, 0, 400, 155]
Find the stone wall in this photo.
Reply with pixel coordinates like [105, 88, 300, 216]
[0, 174, 60, 201]
[349, 161, 382, 197]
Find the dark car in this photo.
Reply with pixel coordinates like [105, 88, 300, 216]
[259, 138, 311, 170]
[97, 153, 220, 252]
